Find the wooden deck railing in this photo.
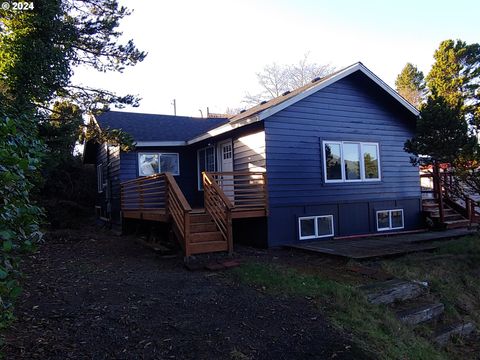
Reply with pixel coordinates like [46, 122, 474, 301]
[120, 173, 192, 253]
[164, 173, 192, 254]
[202, 172, 233, 253]
[121, 171, 268, 257]
[121, 173, 167, 210]
[421, 170, 480, 223]
[206, 171, 268, 214]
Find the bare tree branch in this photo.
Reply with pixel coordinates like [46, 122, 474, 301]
[243, 53, 335, 106]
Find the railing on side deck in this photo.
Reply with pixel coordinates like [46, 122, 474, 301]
[164, 173, 192, 254]
[202, 172, 233, 253]
[121, 173, 167, 211]
[420, 170, 480, 223]
[120, 173, 192, 254]
[206, 171, 268, 213]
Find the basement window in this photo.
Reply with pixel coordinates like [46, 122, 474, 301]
[376, 209, 404, 231]
[298, 215, 334, 240]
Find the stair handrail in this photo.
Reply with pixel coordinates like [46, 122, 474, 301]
[164, 172, 192, 256]
[202, 172, 233, 254]
[438, 169, 480, 223]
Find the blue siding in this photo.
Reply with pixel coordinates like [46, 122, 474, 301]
[96, 143, 121, 223]
[265, 72, 422, 246]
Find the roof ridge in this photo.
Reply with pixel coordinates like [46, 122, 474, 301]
[101, 110, 227, 120]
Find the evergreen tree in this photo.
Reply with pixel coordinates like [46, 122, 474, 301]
[426, 39, 480, 127]
[0, 0, 146, 113]
[395, 63, 426, 108]
[405, 95, 475, 166]
[0, 1, 144, 325]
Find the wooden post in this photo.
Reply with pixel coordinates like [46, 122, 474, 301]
[466, 197, 472, 223]
[442, 171, 448, 200]
[184, 210, 190, 257]
[139, 178, 145, 210]
[472, 200, 477, 222]
[226, 211, 233, 255]
[433, 163, 444, 223]
[164, 174, 170, 218]
[262, 172, 269, 216]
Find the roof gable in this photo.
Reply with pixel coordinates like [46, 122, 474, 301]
[229, 62, 419, 124]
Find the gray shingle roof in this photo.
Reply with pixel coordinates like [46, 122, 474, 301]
[95, 111, 229, 142]
[228, 66, 347, 123]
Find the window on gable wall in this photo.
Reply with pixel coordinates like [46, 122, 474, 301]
[138, 153, 179, 176]
[323, 141, 380, 182]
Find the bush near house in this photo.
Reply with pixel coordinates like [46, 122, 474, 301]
[0, 115, 44, 328]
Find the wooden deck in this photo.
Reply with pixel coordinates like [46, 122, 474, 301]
[287, 228, 477, 259]
[121, 171, 267, 256]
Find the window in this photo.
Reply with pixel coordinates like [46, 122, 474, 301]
[138, 152, 179, 176]
[97, 164, 104, 193]
[376, 209, 404, 231]
[197, 146, 215, 190]
[223, 144, 232, 160]
[323, 141, 380, 182]
[298, 215, 334, 240]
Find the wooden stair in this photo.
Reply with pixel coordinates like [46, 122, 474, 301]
[422, 199, 470, 229]
[185, 211, 228, 255]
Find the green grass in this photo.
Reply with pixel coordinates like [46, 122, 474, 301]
[231, 262, 444, 360]
[231, 235, 480, 359]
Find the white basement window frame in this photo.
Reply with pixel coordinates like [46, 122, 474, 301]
[138, 152, 180, 176]
[322, 141, 381, 183]
[298, 215, 334, 240]
[97, 163, 103, 193]
[376, 209, 404, 231]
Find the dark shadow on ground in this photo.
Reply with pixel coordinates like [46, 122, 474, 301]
[2, 222, 370, 360]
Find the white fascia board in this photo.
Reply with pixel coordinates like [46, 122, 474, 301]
[258, 63, 419, 121]
[187, 115, 260, 145]
[135, 141, 186, 147]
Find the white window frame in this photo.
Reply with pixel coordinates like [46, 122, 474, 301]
[322, 141, 381, 183]
[138, 152, 180, 176]
[97, 164, 104, 193]
[298, 215, 334, 240]
[376, 209, 404, 231]
[197, 146, 216, 191]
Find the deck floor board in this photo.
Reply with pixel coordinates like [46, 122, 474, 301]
[287, 228, 477, 259]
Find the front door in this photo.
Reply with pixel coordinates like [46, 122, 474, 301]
[218, 139, 234, 201]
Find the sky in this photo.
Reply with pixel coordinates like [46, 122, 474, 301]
[72, 0, 480, 117]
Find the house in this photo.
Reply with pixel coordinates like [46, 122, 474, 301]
[83, 62, 424, 256]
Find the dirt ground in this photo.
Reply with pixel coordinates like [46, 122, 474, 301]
[2, 221, 369, 360]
